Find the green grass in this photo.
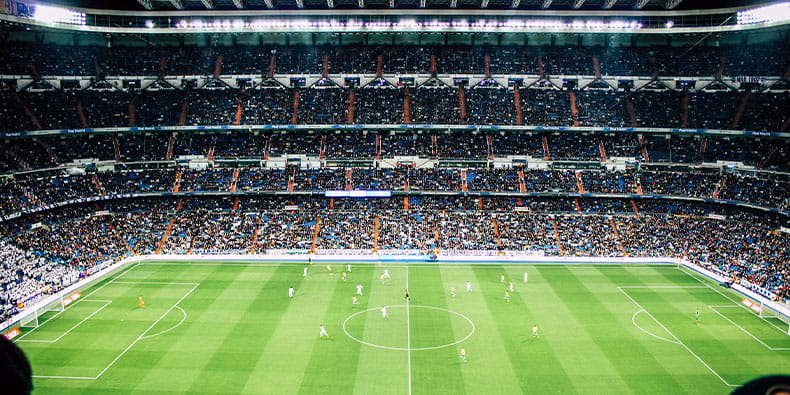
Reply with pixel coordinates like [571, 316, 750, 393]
[15, 260, 790, 394]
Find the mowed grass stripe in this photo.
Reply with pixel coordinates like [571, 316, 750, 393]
[349, 264, 409, 395]
[469, 266, 580, 394]
[128, 263, 280, 393]
[537, 266, 688, 394]
[297, 265, 377, 394]
[237, 263, 336, 393]
[441, 266, 523, 394]
[596, 266, 737, 392]
[407, 265, 466, 395]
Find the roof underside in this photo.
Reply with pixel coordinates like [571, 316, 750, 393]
[138, 0, 682, 10]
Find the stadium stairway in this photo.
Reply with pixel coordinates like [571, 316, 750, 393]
[112, 136, 121, 162]
[166, 134, 176, 160]
[626, 95, 637, 127]
[592, 56, 601, 80]
[517, 170, 526, 193]
[458, 87, 467, 123]
[291, 90, 300, 124]
[207, 135, 217, 161]
[91, 174, 102, 192]
[310, 217, 321, 253]
[484, 55, 491, 79]
[598, 140, 607, 162]
[37, 141, 58, 164]
[491, 216, 503, 252]
[638, 137, 650, 162]
[128, 96, 136, 126]
[608, 217, 627, 256]
[569, 91, 581, 127]
[13, 92, 43, 130]
[550, 217, 565, 255]
[538, 56, 545, 80]
[712, 176, 726, 200]
[320, 135, 327, 159]
[232, 197, 240, 211]
[630, 199, 641, 216]
[322, 55, 329, 79]
[486, 135, 494, 160]
[178, 89, 189, 126]
[158, 56, 167, 79]
[375, 135, 382, 160]
[268, 54, 276, 78]
[460, 170, 468, 193]
[681, 92, 690, 128]
[574, 198, 582, 213]
[403, 88, 411, 124]
[213, 55, 223, 79]
[575, 172, 586, 194]
[156, 217, 177, 254]
[347, 89, 355, 124]
[542, 135, 550, 161]
[373, 217, 380, 253]
[233, 90, 244, 126]
[430, 54, 437, 76]
[730, 90, 752, 129]
[346, 169, 352, 190]
[173, 171, 182, 193]
[248, 216, 263, 253]
[513, 85, 523, 125]
[76, 97, 89, 128]
[230, 169, 239, 193]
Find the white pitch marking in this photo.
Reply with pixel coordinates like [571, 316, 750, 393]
[17, 301, 112, 343]
[342, 305, 476, 351]
[679, 267, 790, 333]
[618, 287, 739, 387]
[140, 306, 188, 340]
[405, 265, 412, 395]
[630, 310, 681, 345]
[707, 306, 790, 351]
[92, 283, 199, 380]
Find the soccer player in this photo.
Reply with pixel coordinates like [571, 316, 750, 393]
[509, 282, 515, 293]
[695, 309, 701, 323]
[383, 269, 390, 279]
[303, 267, 308, 277]
[138, 296, 145, 308]
[319, 325, 329, 338]
[505, 290, 510, 303]
[450, 287, 456, 297]
[342, 272, 347, 282]
[288, 286, 295, 298]
[523, 272, 528, 283]
[459, 348, 467, 363]
[380, 274, 385, 284]
[466, 281, 472, 292]
[352, 296, 359, 305]
[347, 263, 352, 272]
[500, 274, 505, 284]
[309, 256, 313, 265]
[356, 284, 364, 296]
[381, 306, 388, 318]
[532, 324, 539, 338]
[326, 264, 332, 273]
[404, 289, 410, 301]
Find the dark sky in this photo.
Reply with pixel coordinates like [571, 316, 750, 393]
[36, 0, 771, 10]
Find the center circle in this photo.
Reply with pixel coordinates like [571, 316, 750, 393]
[342, 305, 475, 351]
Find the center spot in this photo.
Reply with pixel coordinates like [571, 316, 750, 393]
[342, 305, 475, 351]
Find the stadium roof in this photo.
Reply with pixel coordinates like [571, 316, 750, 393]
[34, 0, 772, 11]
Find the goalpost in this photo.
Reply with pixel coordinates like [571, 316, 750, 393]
[758, 303, 790, 336]
[18, 296, 66, 329]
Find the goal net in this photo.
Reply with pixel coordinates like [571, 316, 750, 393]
[759, 304, 790, 335]
[18, 294, 70, 329]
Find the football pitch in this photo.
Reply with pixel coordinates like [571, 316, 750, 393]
[15, 260, 790, 394]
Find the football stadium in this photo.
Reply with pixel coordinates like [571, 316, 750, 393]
[0, 0, 788, 393]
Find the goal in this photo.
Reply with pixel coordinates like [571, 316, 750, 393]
[759, 304, 790, 335]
